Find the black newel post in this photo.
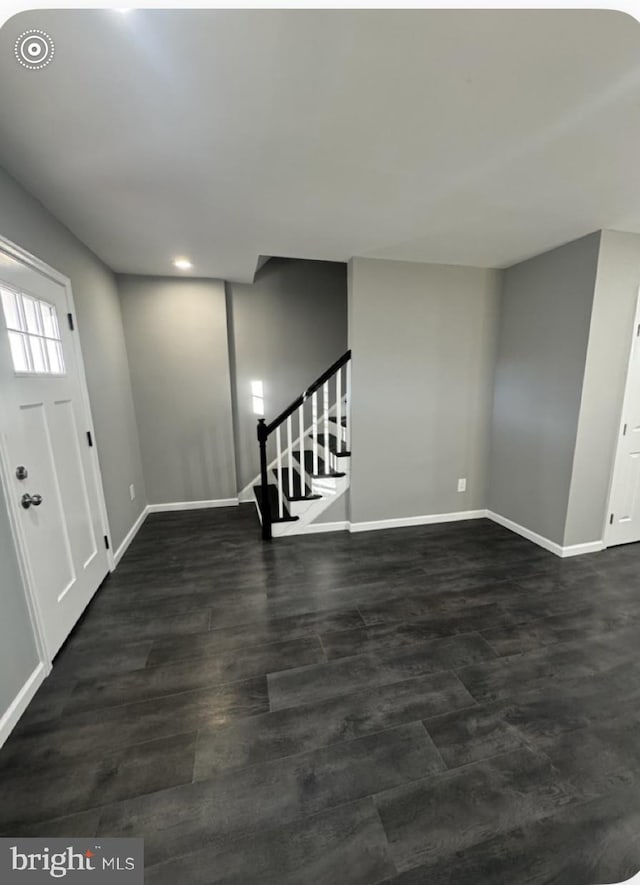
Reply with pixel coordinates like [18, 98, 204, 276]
[257, 418, 272, 541]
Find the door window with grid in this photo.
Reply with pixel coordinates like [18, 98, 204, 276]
[1, 287, 65, 375]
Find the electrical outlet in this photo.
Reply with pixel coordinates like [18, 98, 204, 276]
[457, 478, 467, 493]
[129, 484, 136, 501]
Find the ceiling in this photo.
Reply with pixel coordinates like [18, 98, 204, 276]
[1, 9, 640, 282]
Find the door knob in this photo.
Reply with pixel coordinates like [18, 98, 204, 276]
[21, 493, 43, 509]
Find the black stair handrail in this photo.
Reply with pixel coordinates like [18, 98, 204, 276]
[262, 350, 351, 437]
[256, 349, 351, 540]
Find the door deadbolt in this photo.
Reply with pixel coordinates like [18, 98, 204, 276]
[21, 493, 43, 509]
[16, 466, 28, 480]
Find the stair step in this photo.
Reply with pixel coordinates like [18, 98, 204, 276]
[329, 416, 348, 428]
[253, 484, 299, 523]
[293, 450, 346, 478]
[316, 434, 351, 457]
[270, 468, 321, 502]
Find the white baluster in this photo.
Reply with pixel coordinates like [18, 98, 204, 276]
[298, 403, 305, 495]
[323, 381, 330, 474]
[312, 391, 319, 476]
[276, 425, 284, 519]
[346, 359, 352, 453]
[336, 368, 342, 454]
[287, 415, 294, 498]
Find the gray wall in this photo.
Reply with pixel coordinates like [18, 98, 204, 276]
[227, 258, 348, 491]
[118, 275, 237, 505]
[348, 257, 500, 524]
[488, 232, 601, 545]
[565, 230, 640, 546]
[0, 167, 146, 551]
[0, 167, 146, 727]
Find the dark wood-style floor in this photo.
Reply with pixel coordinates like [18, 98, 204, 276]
[2, 506, 640, 883]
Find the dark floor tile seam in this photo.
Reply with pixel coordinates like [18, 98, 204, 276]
[140, 794, 399, 875]
[425, 723, 555, 776]
[415, 568, 516, 585]
[255, 666, 478, 735]
[191, 715, 456, 784]
[60, 677, 271, 719]
[510, 566, 600, 586]
[4, 738, 200, 831]
[78, 634, 325, 684]
[264, 636, 495, 714]
[68, 608, 215, 637]
[194, 612, 369, 644]
[24, 724, 206, 766]
[266, 666, 481, 716]
[274, 629, 493, 672]
[375, 793, 594, 885]
[0, 814, 100, 839]
[470, 621, 640, 670]
[315, 631, 329, 664]
[475, 633, 507, 659]
[445, 741, 559, 781]
[370, 742, 556, 809]
[417, 721, 448, 771]
[144, 632, 335, 668]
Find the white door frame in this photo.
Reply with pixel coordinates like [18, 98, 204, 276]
[0, 234, 114, 671]
[602, 286, 640, 548]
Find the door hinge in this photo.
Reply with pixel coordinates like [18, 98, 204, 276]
[67, 313, 74, 331]
[104, 535, 110, 550]
[610, 514, 614, 525]
[623, 424, 628, 436]
[87, 431, 93, 447]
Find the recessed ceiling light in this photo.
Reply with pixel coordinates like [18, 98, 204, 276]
[173, 258, 193, 271]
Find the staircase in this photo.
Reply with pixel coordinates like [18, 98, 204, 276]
[253, 351, 351, 538]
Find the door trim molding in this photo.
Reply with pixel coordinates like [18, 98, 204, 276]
[0, 663, 45, 749]
[0, 235, 114, 675]
[602, 286, 640, 548]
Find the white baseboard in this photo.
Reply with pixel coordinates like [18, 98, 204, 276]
[113, 506, 148, 567]
[487, 511, 563, 556]
[487, 511, 604, 558]
[301, 520, 349, 534]
[147, 498, 239, 513]
[0, 663, 45, 749]
[349, 509, 488, 533]
[559, 540, 605, 557]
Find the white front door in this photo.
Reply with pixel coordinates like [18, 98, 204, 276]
[606, 289, 640, 547]
[0, 247, 110, 659]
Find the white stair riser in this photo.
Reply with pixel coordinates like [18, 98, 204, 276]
[311, 477, 341, 496]
[314, 444, 350, 471]
[288, 498, 316, 518]
[299, 458, 350, 488]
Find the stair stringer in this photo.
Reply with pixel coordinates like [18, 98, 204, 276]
[272, 470, 349, 537]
